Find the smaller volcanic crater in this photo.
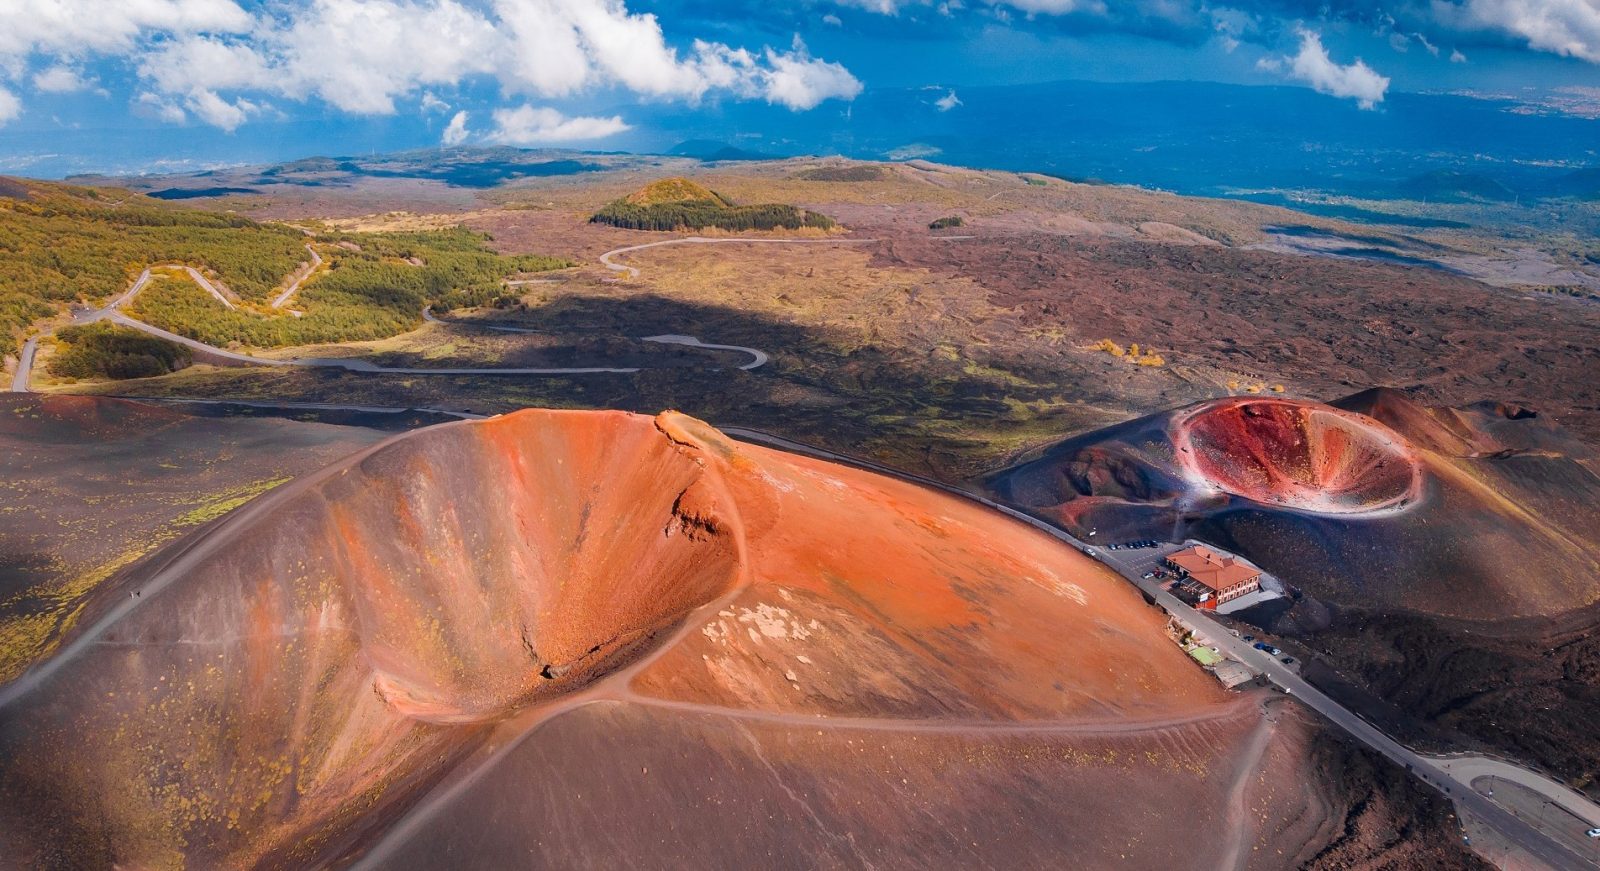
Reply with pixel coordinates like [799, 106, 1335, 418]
[1171, 398, 1423, 515]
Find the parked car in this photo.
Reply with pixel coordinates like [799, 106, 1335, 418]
[1253, 642, 1270, 651]
[1587, 827, 1600, 838]
[1267, 646, 1282, 656]
[1242, 635, 1255, 643]
[1281, 657, 1295, 665]
[1142, 572, 1154, 579]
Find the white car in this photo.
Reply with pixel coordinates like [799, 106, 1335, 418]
[1586, 827, 1600, 838]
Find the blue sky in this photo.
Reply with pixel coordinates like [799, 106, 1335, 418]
[1, 0, 1598, 175]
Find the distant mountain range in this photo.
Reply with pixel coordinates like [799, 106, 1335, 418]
[19, 79, 1597, 208]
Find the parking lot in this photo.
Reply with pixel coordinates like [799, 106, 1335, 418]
[1086, 538, 1300, 671]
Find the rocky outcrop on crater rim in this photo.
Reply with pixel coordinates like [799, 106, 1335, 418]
[0, 406, 1288, 869]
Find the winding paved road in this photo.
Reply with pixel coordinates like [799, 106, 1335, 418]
[13, 254, 787, 385]
[270, 244, 322, 309]
[722, 427, 1594, 871]
[639, 334, 769, 370]
[598, 235, 877, 279]
[8, 397, 1588, 868]
[9, 337, 38, 392]
[11, 235, 881, 391]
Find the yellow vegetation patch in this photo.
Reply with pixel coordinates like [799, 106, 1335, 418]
[175, 476, 291, 527]
[1093, 339, 1165, 367]
[0, 475, 290, 683]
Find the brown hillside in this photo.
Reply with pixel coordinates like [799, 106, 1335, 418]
[0, 405, 1383, 869]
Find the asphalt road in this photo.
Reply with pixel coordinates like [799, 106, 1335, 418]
[14, 232, 1594, 866]
[47, 272, 768, 378]
[9, 337, 37, 393]
[8, 403, 1583, 867]
[270, 244, 322, 309]
[597, 235, 877, 280]
[721, 426, 1594, 871]
[17, 235, 868, 393]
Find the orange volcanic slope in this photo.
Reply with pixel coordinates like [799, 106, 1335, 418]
[0, 408, 1339, 869]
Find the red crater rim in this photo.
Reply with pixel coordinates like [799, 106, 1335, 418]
[1171, 398, 1423, 515]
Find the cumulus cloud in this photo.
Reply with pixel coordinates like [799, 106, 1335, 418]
[188, 90, 260, 131]
[0, 0, 251, 58]
[486, 105, 630, 144]
[836, 0, 906, 12]
[442, 109, 470, 145]
[828, 0, 1600, 70]
[1279, 29, 1390, 109]
[0, 0, 863, 130]
[1444, 0, 1600, 63]
[0, 86, 20, 126]
[758, 38, 864, 109]
[31, 66, 90, 93]
[136, 92, 188, 123]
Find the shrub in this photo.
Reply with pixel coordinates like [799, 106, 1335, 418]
[929, 216, 964, 230]
[48, 322, 191, 380]
[591, 201, 835, 232]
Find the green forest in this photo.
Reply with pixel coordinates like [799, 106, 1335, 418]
[48, 322, 192, 380]
[0, 182, 308, 354]
[591, 200, 836, 232]
[127, 228, 571, 349]
[0, 181, 571, 355]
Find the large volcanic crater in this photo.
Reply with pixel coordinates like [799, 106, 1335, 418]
[1170, 397, 1424, 515]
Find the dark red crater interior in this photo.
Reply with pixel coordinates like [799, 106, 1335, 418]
[1173, 398, 1423, 514]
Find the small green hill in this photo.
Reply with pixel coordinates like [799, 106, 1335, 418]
[623, 177, 730, 207]
[592, 177, 835, 233]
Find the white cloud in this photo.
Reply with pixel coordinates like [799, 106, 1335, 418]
[485, 105, 630, 144]
[0, 87, 20, 126]
[1445, 0, 1600, 63]
[759, 38, 864, 109]
[420, 92, 451, 113]
[0, 0, 251, 58]
[823, 12, 844, 25]
[992, 0, 1101, 12]
[837, 0, 907, 12]
[187, 90, 259, 131]
[0, 0, 863, 130]
[935, 88, 962, 110]
[275, 0, 503, 113]
[1451, 47, 1469, 62]
[442, 109, 470, 145]
[1279, 29, 1390, 109]
[32, 66, 89, 93]
[136, 91, 188, 123]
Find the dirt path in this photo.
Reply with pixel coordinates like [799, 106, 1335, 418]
[1217, 700, 1280, 870]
